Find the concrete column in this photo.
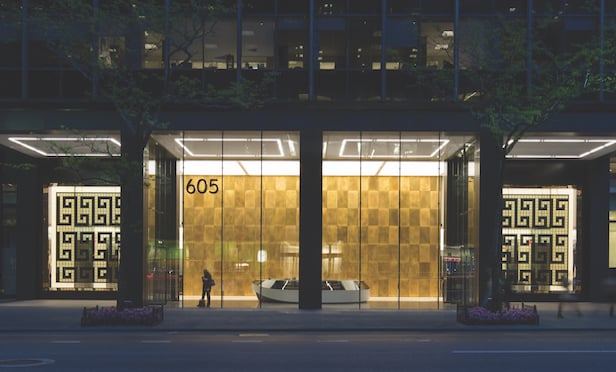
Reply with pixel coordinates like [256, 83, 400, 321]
[299, 128, 322, 309]
[16, 166, 41, 299]
[117, 128, 147, 308]
[586, 155, 610, 301]
[478, 128, 501, 306]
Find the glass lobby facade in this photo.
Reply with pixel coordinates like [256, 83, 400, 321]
[4, 127, 613, 307]
[140, 131, 476, 308]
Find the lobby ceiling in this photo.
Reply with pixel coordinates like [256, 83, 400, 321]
[1, 132, 616, 161]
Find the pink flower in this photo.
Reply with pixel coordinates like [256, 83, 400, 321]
[465, 306, 539, 324]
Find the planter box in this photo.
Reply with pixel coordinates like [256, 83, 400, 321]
[81, 305, 164, 326]
[457, 304, 539, 325]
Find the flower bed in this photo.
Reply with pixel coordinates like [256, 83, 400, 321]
[81, 305, 164, 326]
[458, 305, 539, 325]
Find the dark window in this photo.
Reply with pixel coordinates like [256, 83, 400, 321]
[28, 41, 69, 68]
[349, 0, 381, 14]
[349, 17, 381, 69]
[422, 0, 454, 14]
[0, 42, 19, 67]
[244, 0, 275, 14]
[279, 0, 309, 14]
[388, 0, 421, 14]
[316, 0, 346, 15]
[533, 0, 566, 14]
[564, 0, 600, 13]
[459, 0, 495, 13]
[497, 0, 527, 14]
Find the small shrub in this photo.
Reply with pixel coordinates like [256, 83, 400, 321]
[81, 305, 163, 326]
[461, 306, 539, 325]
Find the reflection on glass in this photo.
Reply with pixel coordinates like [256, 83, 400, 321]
[421, 20, 454, 69]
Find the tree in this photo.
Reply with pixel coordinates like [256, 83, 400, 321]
[454, 8, 615, 310]
[22, 0, 273, 308]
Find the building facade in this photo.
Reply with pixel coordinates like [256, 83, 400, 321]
[1, 0, 616, 309]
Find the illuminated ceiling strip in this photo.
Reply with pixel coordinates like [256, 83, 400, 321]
[338, 138, 450, 158]
[8, 137, 121, 157]
[174, 137, 285, 157]
[507, 139, 616, 159]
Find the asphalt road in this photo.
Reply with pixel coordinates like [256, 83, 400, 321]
[2, 330, 616, 371]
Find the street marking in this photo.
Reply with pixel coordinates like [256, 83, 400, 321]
[0, 358, 55, 367]
[453, 350, 616, 354]
[239, 333, 270, 337]
[50, 340, 80, 344]
[141, 340, 171, 344]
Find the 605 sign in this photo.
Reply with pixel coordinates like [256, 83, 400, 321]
[186, 178, 219, 194]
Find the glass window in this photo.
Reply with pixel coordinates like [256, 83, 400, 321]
[279, 0, 309, 14]
[242, 18, 275, 70]
[421, 19, 454, 69]
[349, 0, 381, 14]
[322, 131, 472, 309]
[99, 36, 126, 68]
[459, 0, 496, 13]
[244, 0, 275, 14]
[498, 0, 527, 14]
[607, 17, 616, 100]
[564, 0, 600, 13]
[349, 17, 381, 70]
[385, 18, 420, 70]
[317, 29, 345, 70]
[348, 17, 382, 99]
[422, 0, 454, 14]
[201, 19, 238, 70]
[0, 15, 20, 68]
[611, 210, 616, 268]
[388, 0, 421, 14]
[276, 18, 308, 69]
[28, 41, 68, 68]
[610, 160, 616, 268]
[1, 184, 17, 297]
[534, 0, 566, 14]
[316, 0, 346, 15]
[314, 24, 346, 98]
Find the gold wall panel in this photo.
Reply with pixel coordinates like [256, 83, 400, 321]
[323, 176, 440, 298]
[183, 174, 440, 300]
[183, 176, 299, 297]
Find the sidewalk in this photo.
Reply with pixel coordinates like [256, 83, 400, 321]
[1, 300, 616, 332]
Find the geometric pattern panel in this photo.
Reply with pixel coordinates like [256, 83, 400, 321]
[51, 187, 120, 289]
[502, 189, 573, 290]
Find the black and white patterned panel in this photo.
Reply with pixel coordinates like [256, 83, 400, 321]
[56, 192, 121, 285]
[502, 193, 569, 288]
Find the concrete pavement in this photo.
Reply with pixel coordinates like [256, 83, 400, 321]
[1, 299, 616, 332]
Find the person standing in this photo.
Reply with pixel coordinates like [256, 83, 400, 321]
[200, 269, 215, 308]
